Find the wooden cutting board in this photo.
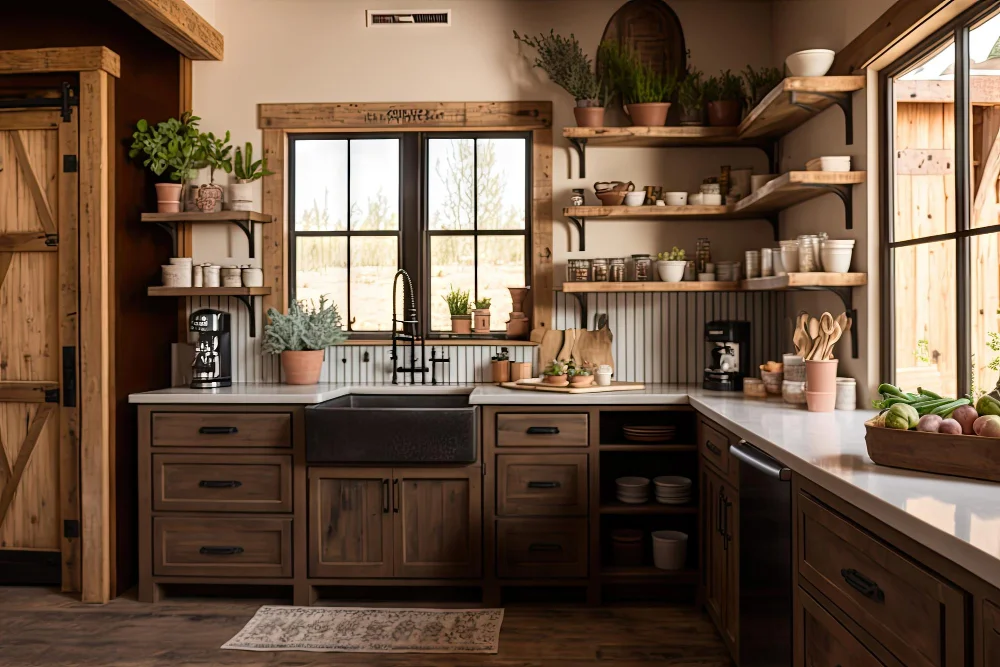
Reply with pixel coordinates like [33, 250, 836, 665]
[500, 379, 645, 394]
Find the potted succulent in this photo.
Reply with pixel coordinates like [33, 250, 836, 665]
[513, 29, 607, 128]
[472, 297, 492, 333]
[677, 68, 705, 126]
[706, 70, 746, 127]
[600, 40, 678, 127]
[263, 296, 347, 385]
[543, 359, 569, 385]
[490, 347, 510, 383]
[656, 247, 688, 282]
[567, 359, 594, 387]
[230, 142, 274, 211]
[743, 65, 783, 109]
[443, 285, 472, 334]
[129, 111, 205, 212]
[195, 130, 232, 213]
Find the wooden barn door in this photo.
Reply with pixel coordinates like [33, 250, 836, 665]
[0, 107, 79, 590]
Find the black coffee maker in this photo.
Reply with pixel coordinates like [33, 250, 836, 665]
[704, 320, 750, 391]
[190, 309, 232, 388]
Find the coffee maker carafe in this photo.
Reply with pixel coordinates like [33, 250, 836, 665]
[190, 309, 231, 389]
[704, 320, 750, 391]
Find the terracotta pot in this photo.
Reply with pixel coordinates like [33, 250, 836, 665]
[491, 360, 511, 383]
[543, 374, 567, 385]
[155, 183, 183, 213]
[281, 350, 325, 385]
[508, 287, 528, 315]
[195, 183, 223, 213]
[472, 309, 491, 333]
[625, 102, 670, 127]
[573, 105, 605, 128]
[570, 374, 594, 387]
[451, 315, 472, 334]
[229, 181, 254, 211]
[707, 100, 742, 127]
[679, 107, 704, 126]
[805, 359, 839, 394]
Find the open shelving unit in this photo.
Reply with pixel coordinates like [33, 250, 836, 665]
[142, 210, 273, 258]
[147, 286, 272, 337]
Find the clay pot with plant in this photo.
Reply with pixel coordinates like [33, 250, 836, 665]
[491, 347, 511, 383]
[742, 65, 783, 110]
[543, 359, 569, 385]
[567, 359, 594, 387]
[472, 297, 492, 333]
[599, 40, 677, 127]
[229, 142, 274, 211]
[263, 295, 347, 385]
[443, 285, 471, 334]
[129, 111, 206, 212]
[677, 68, 705, 126]
[514, 29, 607, 128]
[195, 130, 232, 213]
[705, 70, 745, 127]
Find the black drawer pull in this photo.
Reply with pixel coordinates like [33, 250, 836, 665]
[705, 440, 722, 456]
[199, 426, 238, 435]
[198, 480, 242, 489]
[527, 426, 560, 435]
[840, 568, 885, 603]
[527, 481, 560, 489]
[199, 546, 244, 556]
[528, 543, 563, 552]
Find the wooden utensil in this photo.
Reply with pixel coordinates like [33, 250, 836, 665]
[823, 321, 843, 360]
[538, 329, 564, 370]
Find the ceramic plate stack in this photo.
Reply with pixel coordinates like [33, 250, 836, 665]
[623, 424, 676, 443]
[653, 476, 692, 505]
[616, 476, 651, 504]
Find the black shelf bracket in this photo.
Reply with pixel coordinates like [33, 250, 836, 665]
[797, 285, 859, 359]
[765, 214, 781, 242]
[789, 90, 854, 145]
[801, 183, 854, 230]
[569, 292, 588, 328]
[154, 221, 178, 256]
[758, 140, 781, 175]
[568, 216, 586, 251]
[569, 137, 588, 178]
[233, 294, 259, 338]
[152, 219, 257, 258]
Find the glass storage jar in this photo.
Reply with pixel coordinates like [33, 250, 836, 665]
[592, 258, 609, 282]
[567, 259, 592, 282]
[609, 258, 626, 282]
[631, 254, 653, 281]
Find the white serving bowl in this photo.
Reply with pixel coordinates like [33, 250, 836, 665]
[657, 260, 687, 283]
[688, 193, 704, 205]
[623, 191, 646, 207]
[702, 193, 723, 206]
[664, 191, 688, 206]
[821, 247, 853, 273]
[786, 49, 835, 77]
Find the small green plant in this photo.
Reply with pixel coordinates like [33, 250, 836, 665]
[915, 338, 931, 365]
[442, 285, 471, 316]
[544, 359, 568, 376]
[703, 75, 721, 103]
[514, 30, 606, 105]
[677, 68, 705, 115]
[128, 111, 206, 182]
[233, 141, 274, 183]
[492, 347, 510, 362]
[474, 297, 492, 310]
[198, 130, 233, 184]
[657, 247, 686, 261]
[598, 40, 677, 104]
[262, 296, 347, 353]
[742, 65, 782, 108]
[565, 359, 592, 377]
[715, 69, 746, 102]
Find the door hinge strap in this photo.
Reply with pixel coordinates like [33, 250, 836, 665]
[63, 155, 78, 173]
[62, 347, 76, 407]
[63, 519, 79, 538]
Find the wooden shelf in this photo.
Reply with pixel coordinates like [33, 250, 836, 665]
[738, 76, 866, 141]
[741, 272, 867, 290]
[599, 444, 697, 452]
[562, 281, 739, 293]
[562, 204, 733, 219]
[600, 566, 699, 584]
[600, 502, 696, 515]
[147, 287, 272, 297]
[141, 211, 273, 223]
[561, 273, 865, 295]
[563, 125, 739, 147]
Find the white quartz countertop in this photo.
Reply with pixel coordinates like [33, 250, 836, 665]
[129, 382, 1000, 589]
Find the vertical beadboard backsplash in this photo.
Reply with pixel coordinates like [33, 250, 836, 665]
[186, 291, 789, 385]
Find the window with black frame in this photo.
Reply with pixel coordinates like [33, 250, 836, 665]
[288, 132, 530, 337]
[883, 3, 1000, 398]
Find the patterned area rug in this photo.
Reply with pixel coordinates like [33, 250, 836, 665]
[222, 606, 504, 654]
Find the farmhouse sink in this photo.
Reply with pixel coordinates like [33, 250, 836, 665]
[305, 394, 477, 463]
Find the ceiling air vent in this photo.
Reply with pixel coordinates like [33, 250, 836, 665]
[366, 9, 451, 27]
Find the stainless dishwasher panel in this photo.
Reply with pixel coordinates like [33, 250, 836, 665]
[730, 439, 792, 667]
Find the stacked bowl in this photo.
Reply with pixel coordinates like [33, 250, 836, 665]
[652, 476, 692, 505]
[821, 239, 855, 273]
[616, 476, 651, 504]
[623, 424, 676, 443]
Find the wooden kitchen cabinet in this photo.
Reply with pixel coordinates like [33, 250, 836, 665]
[701, 459, 739, 657]
[985, 600, 1000, 667]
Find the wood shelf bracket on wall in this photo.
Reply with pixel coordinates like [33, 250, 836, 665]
[568, 137, 587, 178]
[789, 90, 854, 145]
[802, 182, 854, 229]
[150, 217, 258, 258]
[568, 215, 586, 251]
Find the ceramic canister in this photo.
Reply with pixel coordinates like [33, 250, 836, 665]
[221, 266, 242, 288]
[203, 264, 221, 288]
[242, 267, 264, 287]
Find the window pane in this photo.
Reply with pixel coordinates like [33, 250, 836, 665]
[972, 233, 1000, 394]
[970, 11, 1000, 228]
[350, 236, 398, 332]
[893, 40, 956, 242]
[350, 139, 399, 231]
[477, 138, 526, 230]
[428, 138, 474, 230]
[893, 241, 957, 398]
[294, 140, 347, 231]
[430, 236, 474, 330]
[477, 235, 525, 330]
[295, 236, 347, 318]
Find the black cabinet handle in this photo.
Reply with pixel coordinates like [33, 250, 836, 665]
[717, 488, 725, 537]
[528, 543, 563, 552]
[199, 546, 244, 556]
[199, 426, 238, 435]
[705, 440, 722, 456]
[527, 426, 559, 435]
[840, 568, 885, 603]
[198, 480, 242, 489]
[382, 479, 390, 514]
[527, 481, 560, 489]
[393, 479, 400, 513]
[724, 498, 733, 546]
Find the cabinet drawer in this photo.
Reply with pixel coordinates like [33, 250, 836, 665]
[699, 419, 731, 477]
[496, 413, 588, 447]
[152, 454, 292, 513]
[151, 412, 292, 448]
[496, 454, 588, 516]
[153, 516, 292, 578]
[496, 518, 588, 579]
[797, 494, 965, 667]
[797, 588, 884, 667]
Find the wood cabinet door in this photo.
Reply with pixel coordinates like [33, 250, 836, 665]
[393, 467, 481, 579]
[983, 600, 999, 667]
[722, 480, 740, 654]
[702, 466, 725, 628]
[309, 468, 392, 578]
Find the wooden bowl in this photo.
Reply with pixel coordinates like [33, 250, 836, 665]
[596, 190, 627, 206]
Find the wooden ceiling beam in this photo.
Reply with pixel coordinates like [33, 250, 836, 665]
[106, 0, 223, 61]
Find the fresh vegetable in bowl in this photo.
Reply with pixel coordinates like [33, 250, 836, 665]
[885, 403, 919, 430]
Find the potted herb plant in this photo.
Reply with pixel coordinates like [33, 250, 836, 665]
[472, 297, 492, 333]
[677, 68, 705, 126]
[567, 359, 594, 387]
[263, 296, 347, 385]
[129, 111, 205, 212]
[743, 65, 783, 110]
[706, 70, 745, 127]
[230, 142, 274, 211]
[656, 247, 687, 282]
[543, 359, 569, 385]
[443, 285, 471, 334]
[490, 347, 510, 383]
[513, 29, 607, 128]
[195, 130, 232, 213]
[600, 40, 678, 127]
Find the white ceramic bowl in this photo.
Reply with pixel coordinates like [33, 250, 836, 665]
[657, 260, 686, 283]
[616, 476, 650, 489]
[664, 191, 688, 206]
[702, 193, 723, 206]
[785, 49, 835, 77]
[821, 247, 853, 273]
[822, 239, 855, 247]
[652, 531, 688, 570]
[689, 193, 704, 205]
[623, 191, 646, 207]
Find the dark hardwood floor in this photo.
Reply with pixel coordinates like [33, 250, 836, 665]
[0, 587, 732, 666]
